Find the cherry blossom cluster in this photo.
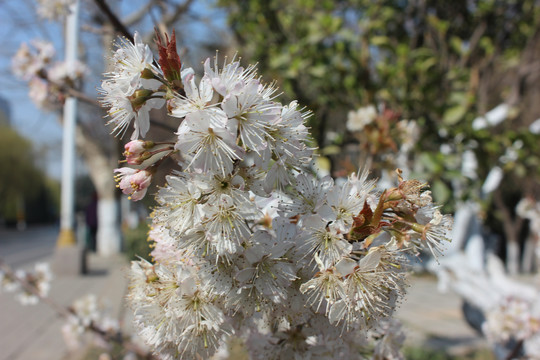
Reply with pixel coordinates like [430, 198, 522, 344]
[100, 30, 452, 359]
[12, 39, 87, 110]
[0, 258, 146, 357]
[346, 105, 419, 157]
[482, 295, 540, 357]
[35, 0, 74, 21]
[0, 262, 51, 305]
[62, 294, 120, 352]
[433, 250, 540, 359]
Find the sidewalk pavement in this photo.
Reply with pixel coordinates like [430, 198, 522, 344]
[1, 252, 489, 359]
[395, 274, 489, 356]
[0, 252, 132, 360]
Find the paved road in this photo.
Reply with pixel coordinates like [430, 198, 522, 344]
[0, 226, 489, 358]
[395, 275, 489, 355]
[0, 225, 59, 268]
[0, 225, 131, 360]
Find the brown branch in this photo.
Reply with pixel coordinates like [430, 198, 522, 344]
[37, 71, 100, 107]
[40, 75, 177, 133]
[93, 0, 134, 42]
[124, 0, 157, 26]
[0, 258, 72, 317]
[66, 87, 100, 106]
[460, 21, 487, 68]
[81, 24, 107, 35]
[505, 339, 524, 360]
[160, 0, 195, 30]
[407, 0, 426, 50]
[65, 88, 176, 132]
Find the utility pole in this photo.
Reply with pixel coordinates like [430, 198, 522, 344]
[54, 0, 84, 275]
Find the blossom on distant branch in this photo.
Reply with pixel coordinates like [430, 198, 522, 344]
[0, 262, 52, 306]
[36, 0, 74, 20]
[62, 294, 120, 351]
[347, 105, 377, 132]
[12, 40, 87, 111]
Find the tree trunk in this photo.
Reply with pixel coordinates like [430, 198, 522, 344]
[522, 234, 536, 273]
[75, 125, 122, 256]
[83, 22, 122, 256]
[506, 239, 520, 275]
[494, 189, 522, 275]
[97, 197, 121, 255]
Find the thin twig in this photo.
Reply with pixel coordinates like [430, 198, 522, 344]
[93, 0, 134, 42]
[40, 75, 178, 133]
[0, 258, 72, 317]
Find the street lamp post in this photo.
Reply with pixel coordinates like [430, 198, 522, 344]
[54, 0, 84, 275]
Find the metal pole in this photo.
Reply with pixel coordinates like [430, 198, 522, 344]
[56, 0, 80, 247]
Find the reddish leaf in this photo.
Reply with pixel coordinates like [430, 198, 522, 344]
[155, 29, 182, 86]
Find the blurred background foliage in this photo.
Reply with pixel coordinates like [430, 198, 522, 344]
[0, 125, 59, 226]
[218, 0, 540, 269]
[122, 221, 153, 262]
[3, 0, 540, 272]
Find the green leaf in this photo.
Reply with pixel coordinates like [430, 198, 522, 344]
[443, 105, 468, 125]
[309, 65, 326, 78]
[419, 153, 442, 173]
[370, 36, 389, 46]
[321, 145, 341, 155]
[432, 180, 451, 204]
[418, 57, 437, 71]
[450, 36, 464, 54]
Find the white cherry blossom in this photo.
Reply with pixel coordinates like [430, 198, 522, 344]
[96, 33, 452, 359]
[175, 110, 243, 175]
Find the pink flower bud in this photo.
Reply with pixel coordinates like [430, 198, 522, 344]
[114, 168, 152, 201]
[124, 140, 154, 165]
[125, 140, 146, 154]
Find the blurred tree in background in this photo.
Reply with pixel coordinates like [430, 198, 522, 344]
[7, 0, 539, 270]
[219, 0, 540, 272]
[5, 0, 227, 253]
[0, 125, 59, 226]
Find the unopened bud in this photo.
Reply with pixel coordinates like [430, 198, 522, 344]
[124, 140, 155, 165]
[155, 29, 182, 85]
[129, 89, 154, 109]
[385, 187, 402, 201]
[410, 222, 425, 234]
[140, 67, 156, 80]
[124, 140, 153, 153]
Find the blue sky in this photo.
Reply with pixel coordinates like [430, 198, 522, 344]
[0, 0, 64, 178]
[0, 0, 229, 180]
